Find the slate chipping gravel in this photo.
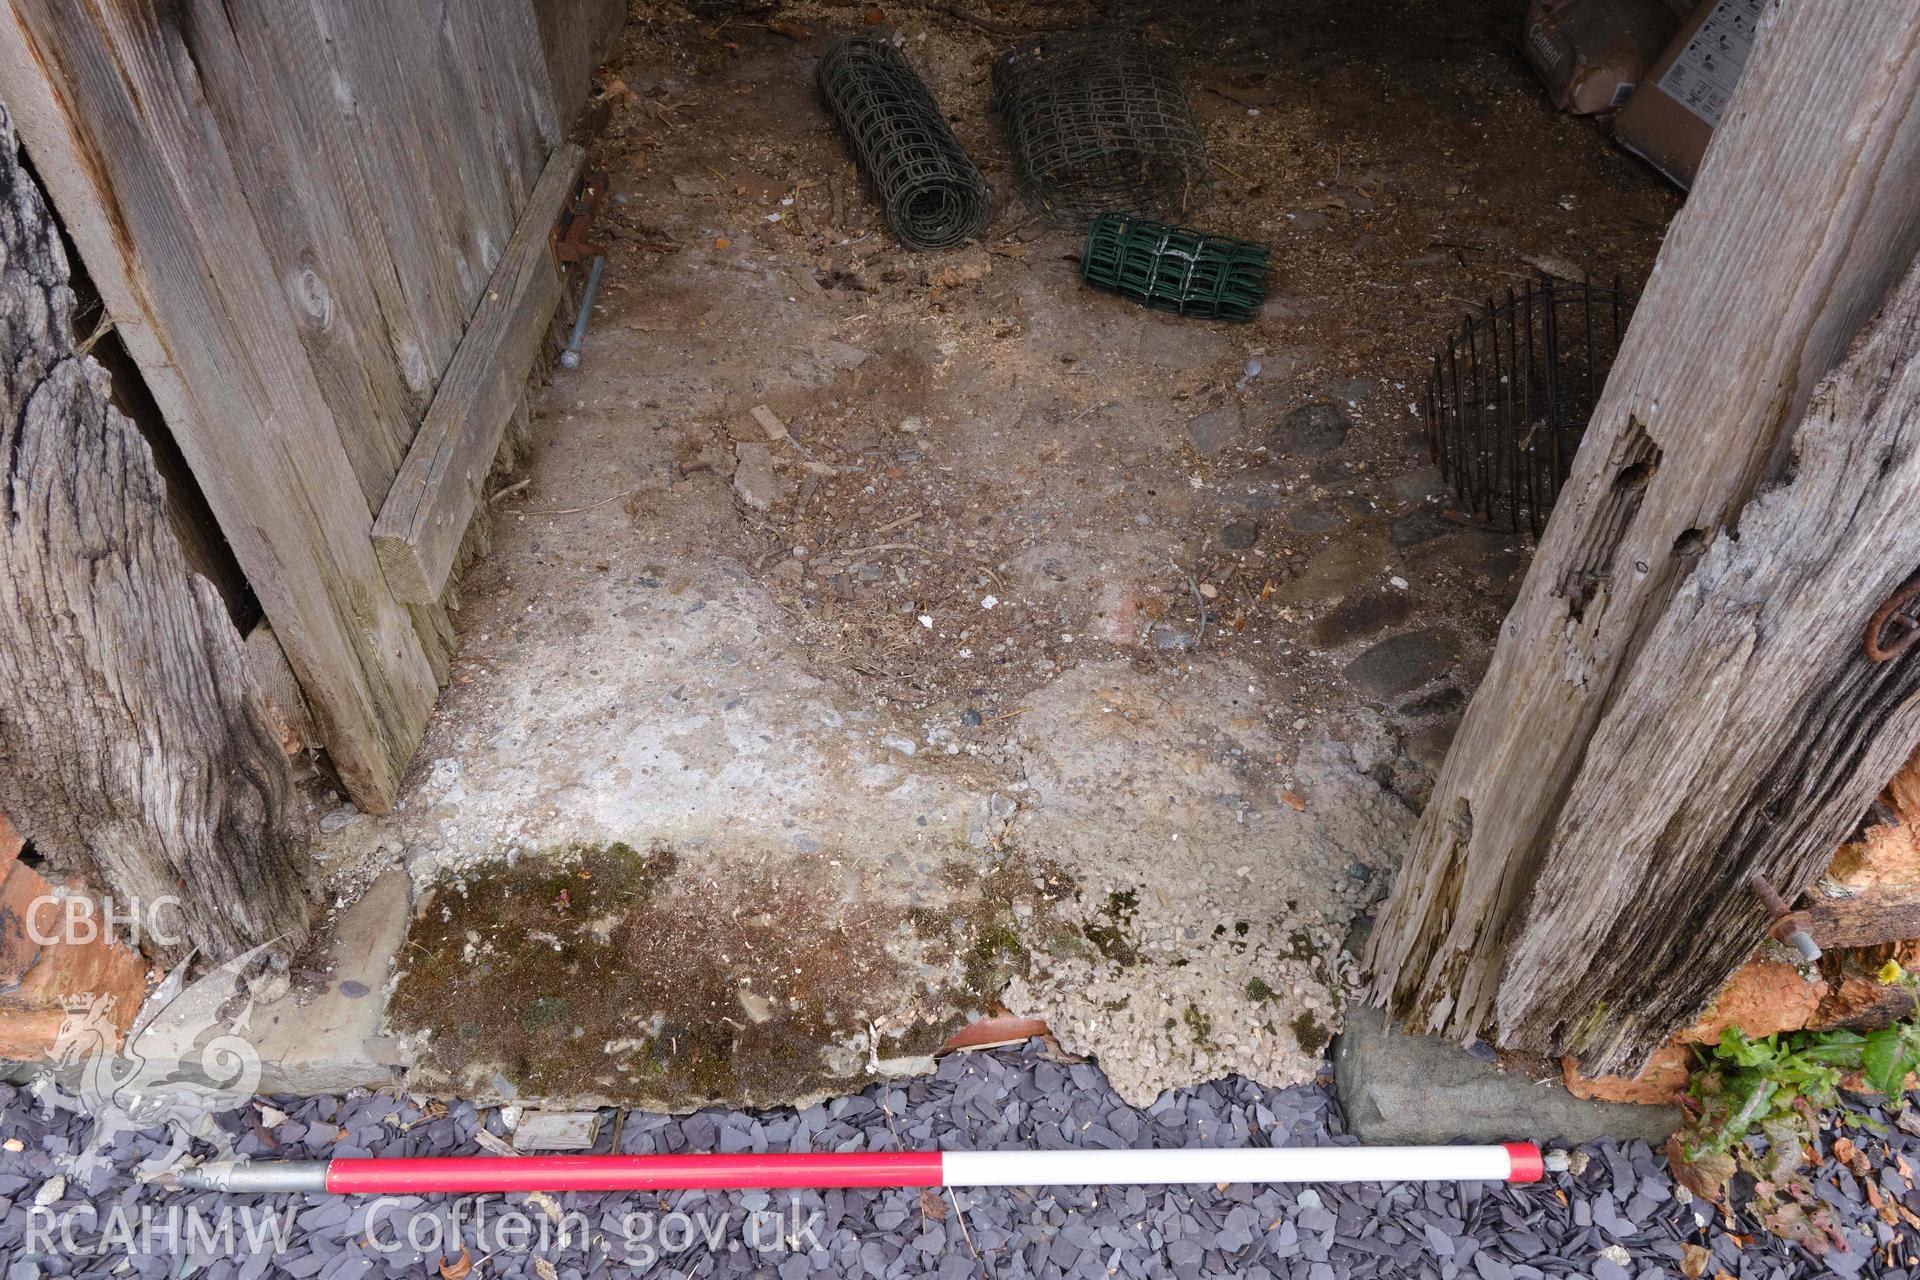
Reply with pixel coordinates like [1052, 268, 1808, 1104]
[3, 1043, 1917, 1278]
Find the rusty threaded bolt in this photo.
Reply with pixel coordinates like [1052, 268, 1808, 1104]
[1745, 872, 1822, 963]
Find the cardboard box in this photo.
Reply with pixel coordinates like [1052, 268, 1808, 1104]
[1522, 0, 1679, 116]
[1613, 0, 1767, 189]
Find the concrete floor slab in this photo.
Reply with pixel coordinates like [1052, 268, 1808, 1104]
[1004, 662, 1411, 1105]
[301, 0, 1676, 1110]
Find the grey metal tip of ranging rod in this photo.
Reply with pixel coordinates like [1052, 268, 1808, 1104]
[170, 1161, 330, 1194]
[559, 253, 608, 370]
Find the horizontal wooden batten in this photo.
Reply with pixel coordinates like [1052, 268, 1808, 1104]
[372, 143, 586, 605]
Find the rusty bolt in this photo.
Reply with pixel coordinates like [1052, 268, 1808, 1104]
[1746, 872, 1822, 963]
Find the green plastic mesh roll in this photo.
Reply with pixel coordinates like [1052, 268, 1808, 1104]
[1080, 213, 1270, 322]
[817, 37, 991, 251]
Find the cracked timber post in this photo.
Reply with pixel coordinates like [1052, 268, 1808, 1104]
[0, 103, 309, 964]
[1367, 0, 1920, 1073]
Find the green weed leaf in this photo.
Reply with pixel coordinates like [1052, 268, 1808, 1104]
[1799, 1030, 1867, 1070]
[1864, 1027, 1903, 1098]
[1677, 980, 1920, 1244]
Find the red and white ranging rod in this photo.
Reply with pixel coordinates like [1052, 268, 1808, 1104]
[175, 1144, 1554, 1194]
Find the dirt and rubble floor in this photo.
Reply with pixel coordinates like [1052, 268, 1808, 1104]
[313, 0, 1679, 1111]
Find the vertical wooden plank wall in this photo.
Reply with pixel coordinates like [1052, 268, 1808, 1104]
[0, 0, 617, 812]
[537, 0, 628, 135]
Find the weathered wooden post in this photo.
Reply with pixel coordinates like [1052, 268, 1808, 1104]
[1497, 267, 1920, 1069]
[1369, 0, 1920, 1071]
[0, 104, 309, 963]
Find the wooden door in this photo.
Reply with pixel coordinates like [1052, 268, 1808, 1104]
[0, 0, 614, 810]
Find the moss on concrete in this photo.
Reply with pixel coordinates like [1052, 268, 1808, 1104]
[390, 842, 1064, 1106]
[1083, 887, 1142, 967]
[391, 842, 935, 1104]
[1291, 1010, 1330, 1055]
[963, 918, 1029, 998]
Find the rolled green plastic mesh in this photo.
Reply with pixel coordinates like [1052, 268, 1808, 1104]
[816, 37, 991, 251]
[1081, 213, 1270, 322]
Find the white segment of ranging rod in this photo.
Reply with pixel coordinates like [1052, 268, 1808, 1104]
[941, 1145, 1531, 1186]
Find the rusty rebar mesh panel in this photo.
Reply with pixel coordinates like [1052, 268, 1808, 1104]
[991, 30, 1207, 225]
[816, 36, 991, 250]
[1424, 276, 1636, 538]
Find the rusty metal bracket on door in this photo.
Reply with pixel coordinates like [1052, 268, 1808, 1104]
[552, 167, 609, 264]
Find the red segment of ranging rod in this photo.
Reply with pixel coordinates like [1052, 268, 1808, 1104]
[327, 1152, 945, 1194]
[173, 1144, 1556, 1194]
[1503, 1143, 1544, 1182]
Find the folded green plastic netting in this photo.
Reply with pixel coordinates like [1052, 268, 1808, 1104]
[992, 31, 1207, 225]
[1081, 213, 1270, 322]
